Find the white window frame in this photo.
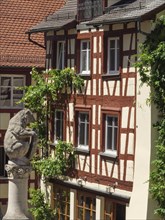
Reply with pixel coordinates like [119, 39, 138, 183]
[80, 40, 90, 75]
[54, 110, 64, 144]
[78, 112, 89, 149]
[56, 41, 65, 69]
[107, 37, 120, 75]
[105, 115, 118, 156]
[0, 75, 25, 109]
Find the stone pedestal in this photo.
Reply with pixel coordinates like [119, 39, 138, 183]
[3, 162, 32, 220]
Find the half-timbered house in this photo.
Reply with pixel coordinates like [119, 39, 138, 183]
[0, 0, 65, 216]
[28, 0, 165, 219]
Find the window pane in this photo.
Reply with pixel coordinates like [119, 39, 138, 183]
[106, 116, 118, 151]
[85, 210, 90, 220]
[79, 123, 85, 145]
[0, 76, 24, 108]
[55, 111, 63, 141]
[110, 40, 115, 48]
[1, 77, 11, 86]
[0, 87, 11, 106]
[81, 41, 90, 73]
[78, 113, 89, 146]
[13, 77, 24, 86]
[57, 42, 65, 69]
[82, 41, 87, 50]
[81, 51, 87, 71]
[114, 127, 118, 150]
[110, 49, 115, 71]
[117, 48, 120, 70]
[78, 208, 83, 219]
[85, 197, 91, 208]
[107, 127, 112, 150]
[108, 39, 120, 73]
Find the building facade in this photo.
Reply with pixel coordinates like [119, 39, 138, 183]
[29, 0, 165, 219]
[0, 0, 65, 216]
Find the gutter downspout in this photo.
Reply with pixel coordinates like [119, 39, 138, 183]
[28, 32, 46, 49]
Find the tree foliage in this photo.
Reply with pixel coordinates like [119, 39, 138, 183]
[136, 15, 165, 218]
[21, 67, 84, 151]
[20, 68, 84, 218]
[32, 141, 75, 180]
[28, 189, 55, 220]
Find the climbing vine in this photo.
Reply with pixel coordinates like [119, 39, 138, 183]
[20, 67, 84, 177]
[28, 189, 56, 220]
[136, 15, 165, 218]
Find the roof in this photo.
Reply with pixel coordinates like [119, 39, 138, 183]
[88, 0, 165, 25]
[29, 0, 165, 35]
[29, 0, 77, 33]
[0, 0, 65, 68]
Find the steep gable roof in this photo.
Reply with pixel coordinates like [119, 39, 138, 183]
[88, 0, 165, 25]
[29, 0, 77, 33]
[0, 0, 65, 68]
[28, 0, 165, 34]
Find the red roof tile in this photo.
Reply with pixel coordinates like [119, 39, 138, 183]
[0, 0, 66, 68]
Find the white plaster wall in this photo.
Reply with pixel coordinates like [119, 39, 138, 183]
[93, 37, 97, 53]
[91, 155, 95, 174]
[120, 133, 126, 154]
[125, 160, 134, 182]
[123, 34, 135, 51]
[127, 133, 134, 155]
[112, 23, 123, 30]
[120, 159, 124, 181]
[93, 58, 97, 74]
[126, 64, 152, 219]
[103, 81, 108, 95]
[92, 129, 95, 149]
[99, 58, 101, 74]
[127, 78, 135, 96]
[93, 79, 96, 95]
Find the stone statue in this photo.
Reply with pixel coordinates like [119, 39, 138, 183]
[4, 109, 38, 165]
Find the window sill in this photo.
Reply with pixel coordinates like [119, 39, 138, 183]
[99, 152, 118, 160]
[75, 147, 90, 155]
[78, 73, 91, 79]
[102, 73, 121, 81]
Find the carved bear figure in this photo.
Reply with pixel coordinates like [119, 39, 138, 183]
[4, 109, 38, 165]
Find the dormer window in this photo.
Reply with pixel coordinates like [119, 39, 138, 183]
[77, 0, 103, 22]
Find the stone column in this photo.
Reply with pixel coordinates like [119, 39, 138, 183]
[3, 161, 32, 220]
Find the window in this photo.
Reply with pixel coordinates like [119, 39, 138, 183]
[78, 112, 89, 149]
[77, 193, 96, 220]
[104, 199, 116, 220]
[80, 40, 90, 75]
[0, 75, 25, 108]
[53, 185, 70, 220]
[105, 115, 118, 155]
[57, 41, 65, 69]
[107, 38, 120, 75]
[77, 0, 103, 21]
[104, 199, 126, 220]
[54, 110, 64, 143]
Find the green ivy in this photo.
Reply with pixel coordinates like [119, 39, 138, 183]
[28, 189, 55, 220]
[20, 67, 84, 152]
[20, 68, 83, 219]
[135, 15, 165, 218]
[32, 141, 75, 179]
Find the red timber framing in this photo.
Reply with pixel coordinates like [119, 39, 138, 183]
[46, 21, 138, 192]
